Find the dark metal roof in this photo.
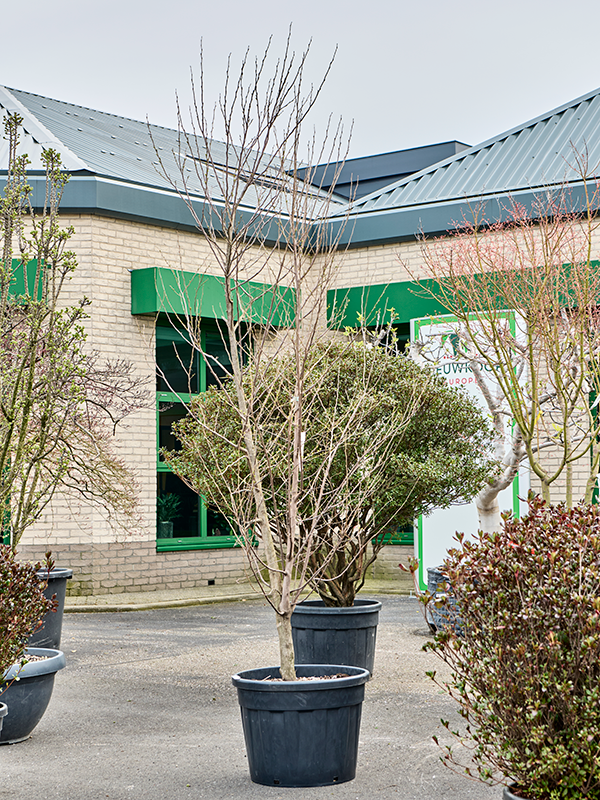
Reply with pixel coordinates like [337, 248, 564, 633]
[2, 84, 600, 248]
[338, 86, 600, 217]
[299, 141, 470, 200]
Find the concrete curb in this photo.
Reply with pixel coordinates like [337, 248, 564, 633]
[64, 581, 413, 613]
[65, 591, 261, 613]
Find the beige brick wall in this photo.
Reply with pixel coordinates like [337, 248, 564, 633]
[17, 540, 249, 596]
[18, 209, 600, 594]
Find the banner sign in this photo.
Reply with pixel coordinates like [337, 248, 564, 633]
[410, 311, 529, 591]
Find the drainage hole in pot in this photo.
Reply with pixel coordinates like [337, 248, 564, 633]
[333, 777, 339, 782]
[273, 780, 280, 785]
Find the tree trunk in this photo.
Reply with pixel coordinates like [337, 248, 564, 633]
[275, 612, 296, 681]
[476, 492, 501, 533]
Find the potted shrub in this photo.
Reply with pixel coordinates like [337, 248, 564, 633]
[157, 493, 181, 538]
[284, 340, 494, 673]
[0, 546, 64, 744]
[422, 497, 600, 799]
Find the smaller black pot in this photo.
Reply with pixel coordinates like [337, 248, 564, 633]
[1, 647, 66, 744]
[233, 664, 369, 787]
[28, 567, 73, 649]
[291, 598, 381, 674]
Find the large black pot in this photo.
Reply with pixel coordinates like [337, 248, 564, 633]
[0, 647, 66, 744]
[232, 664, 369, 787]
[291, 598, 381, 674]
[28, 567, 73, 649]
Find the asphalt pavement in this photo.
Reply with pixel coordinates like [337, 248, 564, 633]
[3, 595, 500, 800]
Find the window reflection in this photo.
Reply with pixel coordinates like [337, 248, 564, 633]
[204, 330, 232, 388]
[157, 474, 198, 539]
[158, 402, 187, 460]
[156, 338, 198, 393]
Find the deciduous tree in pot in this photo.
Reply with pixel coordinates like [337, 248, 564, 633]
[421, 497, 600, 800]
[159, 33, 496, 786]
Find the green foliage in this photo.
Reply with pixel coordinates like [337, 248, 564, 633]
[157, 493, 181, 523]
[427, 497, 600, 799]
[166, 339, 494, 605]
[0, 547, 56, 682]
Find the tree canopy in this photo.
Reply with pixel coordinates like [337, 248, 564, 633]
[166, 339, 495, 605]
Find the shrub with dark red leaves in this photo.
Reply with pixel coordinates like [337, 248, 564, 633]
[427, 497, 600, 799]
[0, 546, 56, 682]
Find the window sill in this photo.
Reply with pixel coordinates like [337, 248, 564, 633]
[156, 537, 239, 552]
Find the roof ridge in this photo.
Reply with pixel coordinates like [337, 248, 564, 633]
[5, 86, 181, 135]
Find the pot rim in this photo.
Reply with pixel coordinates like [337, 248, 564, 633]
[35, 566, 73, 580]
[293, 598, 382, 615]
[2, 647, 66, 682]
[232, 663, 370, 691]
[503, 784, 529, 800]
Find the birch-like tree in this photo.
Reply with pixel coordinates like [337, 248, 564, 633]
[411, 166, 600, 531]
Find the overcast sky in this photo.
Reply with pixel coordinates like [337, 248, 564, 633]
[3, 0, 600, 159]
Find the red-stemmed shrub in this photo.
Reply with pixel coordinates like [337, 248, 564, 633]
[426, 497, 600, 799]
[0, 547, 56, 683]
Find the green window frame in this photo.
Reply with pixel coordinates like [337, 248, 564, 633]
[156, 323, 238, 552]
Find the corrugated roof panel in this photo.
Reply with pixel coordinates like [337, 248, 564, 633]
[340, 86, 600, 217]
[0, 87, 341, 216]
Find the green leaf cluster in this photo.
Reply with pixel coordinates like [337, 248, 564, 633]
[166, 339, 495, 605]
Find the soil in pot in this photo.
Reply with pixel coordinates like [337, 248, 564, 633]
[503, 787, 532, 800]
[291, 598, 381, 674]
[232, 663, 369, 787]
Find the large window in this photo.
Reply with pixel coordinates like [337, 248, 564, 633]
[156, 324, 237, 551]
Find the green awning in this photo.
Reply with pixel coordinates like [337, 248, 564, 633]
[131, 267, 295, 326]
[327, 280, 446, 328]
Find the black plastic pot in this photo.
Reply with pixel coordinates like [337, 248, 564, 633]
[291, 598, 381, 674]
[0, 647, 66, 744]
[28, 567, 73, 649]
[0, 703, 7, 733]
[232, 664, 369, 787]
